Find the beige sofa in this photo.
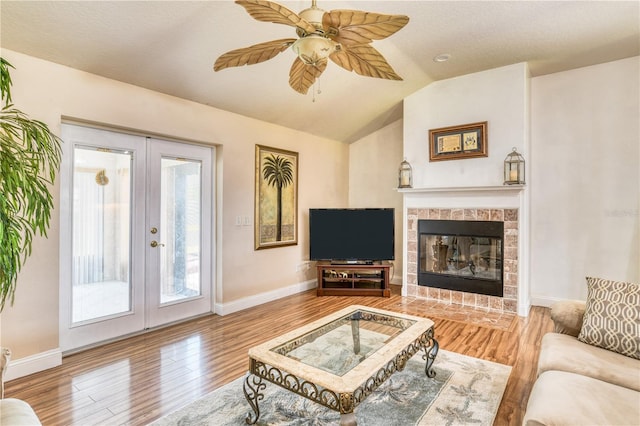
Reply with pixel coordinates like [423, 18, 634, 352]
[1, 347, 42, 425]
[523, 300, 640, 425]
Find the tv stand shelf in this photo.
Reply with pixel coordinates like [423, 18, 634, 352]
[316, 262, 391, 297]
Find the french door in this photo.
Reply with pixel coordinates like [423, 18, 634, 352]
[59, 123, 214, 352]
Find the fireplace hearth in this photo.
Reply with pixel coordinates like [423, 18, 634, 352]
[418, 220, 503, 297]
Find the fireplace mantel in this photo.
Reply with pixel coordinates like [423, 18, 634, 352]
[400, 184, 530, 317]
[398, 185, 524, 195]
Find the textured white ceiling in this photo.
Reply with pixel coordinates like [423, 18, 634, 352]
[2, 1, 639, 142]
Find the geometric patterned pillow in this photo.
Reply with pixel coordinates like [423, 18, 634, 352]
[577, 277, 640, 359]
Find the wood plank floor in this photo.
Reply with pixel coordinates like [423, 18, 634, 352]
[5, 286, 553, 425]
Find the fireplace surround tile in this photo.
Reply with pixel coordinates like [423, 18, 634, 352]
[463, 292, 476, 306]
[406, 207, 518, 314]
[490, 209, 505, 221]
[505, 209, 518, 221]
[490, 296, 504, 311]
[452, 209, 464, 220]
[463, 209, 477, 220]
[476, 294, 489, 308]
[477, 209, 491, 220]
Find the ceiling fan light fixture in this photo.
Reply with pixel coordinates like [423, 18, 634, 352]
[298, 4, 325, 32]
[292, 35, 338, 66]
[213, 0, 410, 94]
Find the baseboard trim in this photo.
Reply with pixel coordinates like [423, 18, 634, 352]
[530, 295, 567, 308]
[214, 279, 317, 316]
[518, 294, 532, 317]
[4, 348, 62, 382]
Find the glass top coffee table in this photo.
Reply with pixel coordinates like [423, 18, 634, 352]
[243, 305, 439, 425]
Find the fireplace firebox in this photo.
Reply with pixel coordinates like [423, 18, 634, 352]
[418, 220, 503, 297]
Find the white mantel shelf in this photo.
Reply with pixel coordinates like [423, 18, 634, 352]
[397, 185, 525, 194]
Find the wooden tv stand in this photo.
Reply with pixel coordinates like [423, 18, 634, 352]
[316, 262, 391, 297]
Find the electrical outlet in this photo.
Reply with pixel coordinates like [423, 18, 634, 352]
[242, 216, 251, 226]
[235, 215, 242, 226]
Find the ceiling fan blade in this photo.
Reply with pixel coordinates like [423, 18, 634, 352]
[236, 0, 316, 35]
[322, 10, 409, 46]
[289, 57, 327, 94]
[214, 38, 296, 71]
[330, 44, 403, 80]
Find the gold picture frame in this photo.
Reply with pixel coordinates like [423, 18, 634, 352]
[429, 121, 488, 161]
[255, 144, 298, 250]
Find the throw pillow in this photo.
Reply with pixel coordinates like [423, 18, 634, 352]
[578, 277, 640, 359]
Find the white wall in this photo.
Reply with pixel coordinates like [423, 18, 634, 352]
[0, 50, 349, 372]
[530, 57, 639, 304]
[348, 119, 404, 282]
[404, 63, 530, 189]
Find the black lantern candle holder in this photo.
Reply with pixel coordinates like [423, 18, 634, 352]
[504, 147, 525, 185]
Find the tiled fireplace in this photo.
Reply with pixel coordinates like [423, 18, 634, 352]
[406, 207, 519, 314]
[402, 187, 529, 316]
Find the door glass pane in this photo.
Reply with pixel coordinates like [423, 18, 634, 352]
[160, 158, 202, 304]
[72, 147, 132, 323]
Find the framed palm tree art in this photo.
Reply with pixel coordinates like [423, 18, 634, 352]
[255, 145, 298, 250]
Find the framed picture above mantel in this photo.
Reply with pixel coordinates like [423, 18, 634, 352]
[429, 121, 488, 161]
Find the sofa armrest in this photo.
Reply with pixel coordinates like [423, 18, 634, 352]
[550, 300, 586, 337]
[1, 347, 10, 399]
[0, 399, 42, 426]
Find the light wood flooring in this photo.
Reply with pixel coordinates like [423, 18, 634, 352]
[5, 286, 553, 425]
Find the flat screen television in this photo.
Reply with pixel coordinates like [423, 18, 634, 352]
[309, 208, 395, 263]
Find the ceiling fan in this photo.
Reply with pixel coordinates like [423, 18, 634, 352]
[213, 0, 410, 94]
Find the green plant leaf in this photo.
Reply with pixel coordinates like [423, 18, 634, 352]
[0, 57, 62, 311]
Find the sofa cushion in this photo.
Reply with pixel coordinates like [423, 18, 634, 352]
[538, 333, 640, 391]
[523, 370, 640, 426]
[577, 276, 640, 359]
[550, 300, 586, 337]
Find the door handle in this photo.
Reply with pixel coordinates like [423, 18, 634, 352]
[150, 240, 165, 248]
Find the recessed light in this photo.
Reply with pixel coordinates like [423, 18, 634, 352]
[433, 53, 451, 63]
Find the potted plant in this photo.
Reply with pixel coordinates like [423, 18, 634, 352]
[0, 57, 62, 311]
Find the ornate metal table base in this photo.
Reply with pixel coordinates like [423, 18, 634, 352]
[244, 328, 439, 425]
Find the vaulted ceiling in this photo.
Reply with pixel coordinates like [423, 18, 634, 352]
[2, 1, 638, 142]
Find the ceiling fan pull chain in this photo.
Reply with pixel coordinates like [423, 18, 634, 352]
[312, 78, 321, 103]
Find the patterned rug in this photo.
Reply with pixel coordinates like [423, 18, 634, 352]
[151, 350, 511, 426]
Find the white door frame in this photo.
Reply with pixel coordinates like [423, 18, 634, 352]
[59, 123, 215, 352]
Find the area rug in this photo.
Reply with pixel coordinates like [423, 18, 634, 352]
[150, 350, 511, 426]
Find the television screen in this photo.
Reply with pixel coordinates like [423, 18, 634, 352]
[309, 208, 395, 262]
